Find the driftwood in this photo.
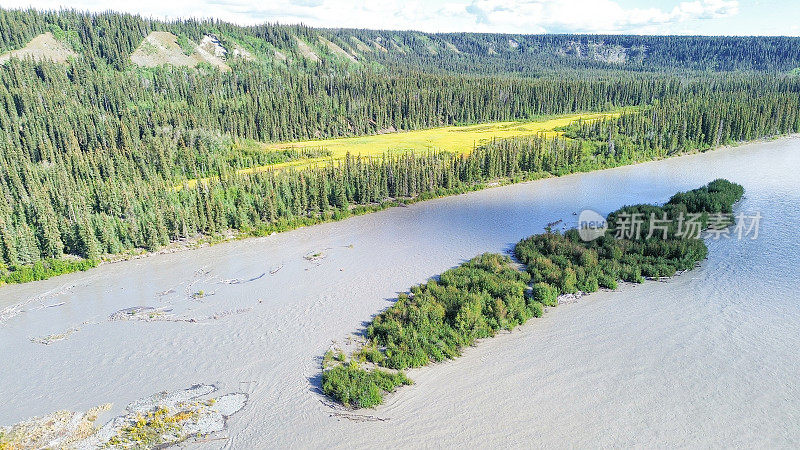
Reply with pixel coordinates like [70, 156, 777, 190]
[220, 273, 266, 285]
[329, 411, 389, 422]
[319, 398, 389, 422]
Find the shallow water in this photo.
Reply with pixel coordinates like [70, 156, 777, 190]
[2, 137, 799, 448]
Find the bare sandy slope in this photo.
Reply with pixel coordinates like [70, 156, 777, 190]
[0, 32, 78, 64]
[130, 31, 230, 71]
[2, 138, 800, 448]
[294, 36, 321, 62]
[319, 36, 358, 62]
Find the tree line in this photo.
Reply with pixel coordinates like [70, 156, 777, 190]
[3, 8, 800, 74]
[1, 81, 795, 280]
[1, 8, 799, 282]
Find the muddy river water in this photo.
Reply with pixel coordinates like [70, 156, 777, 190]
[2, 136, 799, 447]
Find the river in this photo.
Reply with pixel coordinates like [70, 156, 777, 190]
[2, 136, 799, 447]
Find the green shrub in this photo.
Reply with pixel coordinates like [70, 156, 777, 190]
[579, 275, 599, 293]
[597, 274, 618, 289]
[532, 282, 559, 306]
[358, 345, 385, 364]
[529, 301, 543, 317]
[321, 180, 744, 408]
[322, 362, 411, 408]
[0, 258, 98, 285]
[559, 267, 578, 293]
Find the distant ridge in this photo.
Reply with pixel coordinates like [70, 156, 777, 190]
[2, 8, 800, 74]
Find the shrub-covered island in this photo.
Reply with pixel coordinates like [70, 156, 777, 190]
[321, 179, 744, 408]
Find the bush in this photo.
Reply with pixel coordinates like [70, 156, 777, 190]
[0, 258, 98, 285]
[532, 282, 559, 306]
[579, 275, 599, 293]
[529, 301, 543, 317]
[559, 267, 578, 293]
[597, 273, 618, 289]
[322, 362, 411, 408]
[358, 345, 385, 364]
[321, 180, 744, 408]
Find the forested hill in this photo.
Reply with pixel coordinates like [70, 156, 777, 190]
[1, 7, 799, 284]
[2, 8, 800, 74]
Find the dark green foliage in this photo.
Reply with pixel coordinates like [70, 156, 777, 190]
[516, 179, 743, 297]
[322, 179, 743, 408]
[668, 179, 745, 214]
[367, 253, 534, 370]
[532, 282, 559, 306]
[0, 258, 97, 285]
[321, 362, 411, 408]
[0, 7, 786, 288]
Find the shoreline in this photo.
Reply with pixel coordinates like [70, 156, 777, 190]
[1, 136, 798, 446]
[1, 133, 795, 289]
[320, 179, 743, 408]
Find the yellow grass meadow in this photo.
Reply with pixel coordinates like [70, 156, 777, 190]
[177, 110, 624, 190]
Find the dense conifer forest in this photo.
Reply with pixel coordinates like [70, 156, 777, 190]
[3, 8, 800, 73]
[0, 8, 798, 283]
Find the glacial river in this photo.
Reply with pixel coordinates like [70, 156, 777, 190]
[2, 136, 799, 447]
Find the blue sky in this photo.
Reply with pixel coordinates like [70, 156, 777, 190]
[1, 0, 798, 36]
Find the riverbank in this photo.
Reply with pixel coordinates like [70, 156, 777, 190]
[1, 133, 792, 288]
[1, 136, 799, 446]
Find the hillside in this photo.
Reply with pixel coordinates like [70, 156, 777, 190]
[0, 8, 799, 284]
[129, 31, 230, 71]
[1, 8, 800, 74]
[0, 31, 76, 64]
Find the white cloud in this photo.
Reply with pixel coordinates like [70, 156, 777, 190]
[0, 0, 740, 34]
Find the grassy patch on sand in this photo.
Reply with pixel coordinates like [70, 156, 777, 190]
[0, 258, 98, 286]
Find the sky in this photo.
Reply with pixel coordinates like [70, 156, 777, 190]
[1, 0, 798, 36]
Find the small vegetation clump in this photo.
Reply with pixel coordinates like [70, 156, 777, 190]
[0, 258, 97, 285]
[321, 180, 744, 408]
[368, 253, 538, 370]
[102, 402, 218, 449]
[322, 362, 412, 408]
[105, 407, 193, 448]
[517, 179, 743, 293]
